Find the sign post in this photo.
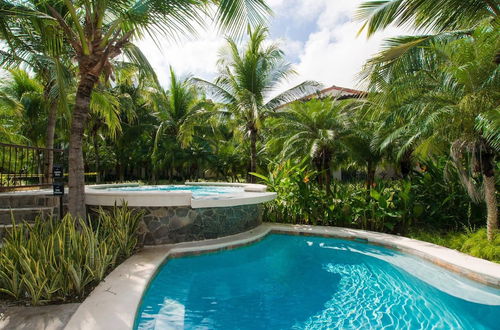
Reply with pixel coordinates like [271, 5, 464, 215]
[52, 164, 64, 219]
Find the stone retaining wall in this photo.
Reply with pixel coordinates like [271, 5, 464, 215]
[89, 204, 263, 245]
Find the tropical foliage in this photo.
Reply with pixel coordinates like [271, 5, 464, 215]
[1, 0, 271, 218]
[0, 205, 142, 305]
[195, 26, 319, 181]
[411, 228, 500, 263]
[254, 158, 485, 234]
[0, 0, 498, 283]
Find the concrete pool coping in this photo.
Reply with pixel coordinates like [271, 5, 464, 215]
[85, 182, 276, 208]
[64, 224, 500, 330]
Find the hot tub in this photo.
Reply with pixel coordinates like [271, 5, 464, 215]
[85, 182, 276, 245]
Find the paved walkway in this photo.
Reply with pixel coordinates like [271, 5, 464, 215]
[0, 303, 79, 330]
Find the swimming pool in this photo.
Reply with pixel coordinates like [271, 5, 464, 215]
[135, 234, 500, 329]
[85, 183, 277, 245]
[103, 185, 245, 198]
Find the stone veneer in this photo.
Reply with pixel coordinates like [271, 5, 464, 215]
[90, 204, 263, 245]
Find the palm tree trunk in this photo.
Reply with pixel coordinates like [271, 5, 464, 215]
[93, 129, 101, 183]
[44, 101, 57, 184]
[248, 129, 257, 183]
[481, 151, 498, 240]
[325, 167, 332, 195]
[324, 153, 332, 195]
[314, 157, 323, 188]
[366, 160, 376, 190]
[400, 150, 413, 178]
[484, 175, 498, 240]
[68, 73, 98, 219]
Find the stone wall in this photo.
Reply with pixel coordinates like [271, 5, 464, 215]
[89, 204, 263, 245]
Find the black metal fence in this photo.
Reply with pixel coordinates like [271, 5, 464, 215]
[0, 143, 66, 192]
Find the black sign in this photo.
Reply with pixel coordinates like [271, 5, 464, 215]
[53, 182, 64, 195]
[53, 164, 64, 178]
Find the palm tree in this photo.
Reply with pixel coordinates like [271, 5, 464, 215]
[356, 0, 500, 70]
[0, 69, 48, 146]
[113, 85, 157, 182]
[195, 26, 320, 182]
[267, 98, 351, 193]
[370, 27, 499, 239]
[343, 100, 384, 189]
[0, 26, 73, 183]
[87, 87, 123, 183]
[152, 67, 213, 181]
[1, 0, 271, 218]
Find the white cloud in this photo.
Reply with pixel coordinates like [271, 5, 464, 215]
[276, 37, 303, 59]
[136, 27, 225, 87]
[278, 0, 414, 90]
[135, 0, 414, 91]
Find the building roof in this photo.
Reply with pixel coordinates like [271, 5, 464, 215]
[276, 85, 366, 109]
[313, 85, 366, 99]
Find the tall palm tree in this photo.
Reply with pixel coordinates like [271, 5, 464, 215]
[343, 100, 384, 189]
[0, 69, 48, 146]
[267, 98, 351, 193]
[370, 27, 499, 239]
[87, 86, 123, 183]
[0, 25, 73, 183]
[152, 67, 212, 181]
[112, 74, 157, 182]
[1, 0, 271, 218]
[195, 26, 320, 182]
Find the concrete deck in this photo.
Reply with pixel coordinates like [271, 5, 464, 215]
[65, 224, 500, 330]
[0, 303, 80, 330]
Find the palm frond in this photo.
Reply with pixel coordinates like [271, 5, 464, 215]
[356, 0, 498, 36]
[214, 0, 271, 37]
[265, 81, 321, 110]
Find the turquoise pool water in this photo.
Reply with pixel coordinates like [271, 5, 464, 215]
[105, 185, 244, 197]
[135, 234, 500, 329]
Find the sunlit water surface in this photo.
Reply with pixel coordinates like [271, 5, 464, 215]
[104, 185, 244, 198]
[135, 234, 500, 329]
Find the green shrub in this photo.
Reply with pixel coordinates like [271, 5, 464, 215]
[0, 205, 143, 305]
[409, 159, 486, 231]
[254, 158, 486, 235]
[410, 228, 500, 263]
[254, 163, 419, 233]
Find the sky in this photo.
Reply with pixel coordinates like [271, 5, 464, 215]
[136, 0, 412, 92]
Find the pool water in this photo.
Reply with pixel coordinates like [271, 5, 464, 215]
[105, 185, 244, 197]
[135, 234, 500, 329]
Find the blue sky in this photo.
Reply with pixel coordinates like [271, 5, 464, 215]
[137, 0, 411, 91]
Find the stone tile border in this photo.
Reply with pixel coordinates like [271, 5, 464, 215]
[64, 224, 500, 330]
[89, 204, 263, 245]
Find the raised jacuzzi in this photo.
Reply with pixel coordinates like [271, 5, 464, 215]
[85, 182, 276, 245]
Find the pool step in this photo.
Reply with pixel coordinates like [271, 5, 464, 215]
[0, 193, 59, 208]
[0, 207, 55, 225]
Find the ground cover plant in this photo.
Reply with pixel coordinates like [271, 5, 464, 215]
[410, 228, 500, 263]
[0, 205, 142, 305]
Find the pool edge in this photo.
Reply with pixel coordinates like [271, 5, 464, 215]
[64, 224, 500, 330]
